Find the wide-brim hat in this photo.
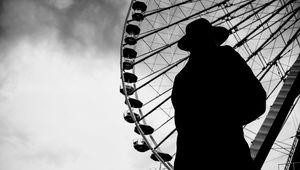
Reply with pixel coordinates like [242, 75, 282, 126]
[178, 18, 230, 51]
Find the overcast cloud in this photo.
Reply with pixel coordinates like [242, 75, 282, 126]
[0, 0, 127, 53]
[0, 0, 155, 170]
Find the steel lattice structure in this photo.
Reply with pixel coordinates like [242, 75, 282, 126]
[120, 0, 300, 169]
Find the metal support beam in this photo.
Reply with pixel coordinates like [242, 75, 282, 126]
[250, 54, 300, 170]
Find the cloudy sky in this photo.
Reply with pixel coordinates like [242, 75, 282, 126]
[0, 0, 161, 170]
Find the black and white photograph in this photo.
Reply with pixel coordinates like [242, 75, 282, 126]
[0, 0, 300, 170]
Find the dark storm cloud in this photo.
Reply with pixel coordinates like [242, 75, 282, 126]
[0, 0, 129, 53]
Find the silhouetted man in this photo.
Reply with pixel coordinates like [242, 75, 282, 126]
[171, 18, 266, 170]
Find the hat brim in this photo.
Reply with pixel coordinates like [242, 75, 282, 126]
[178, 26, 230, 51]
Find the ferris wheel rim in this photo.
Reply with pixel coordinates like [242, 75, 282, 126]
[120, 0, 174, 169]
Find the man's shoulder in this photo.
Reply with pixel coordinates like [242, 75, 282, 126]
[218, 45, 243, 58]
[218, 45, 235, 52]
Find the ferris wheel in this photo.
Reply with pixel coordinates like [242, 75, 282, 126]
[120, 0, 300, 170]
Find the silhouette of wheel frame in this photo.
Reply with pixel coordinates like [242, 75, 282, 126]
[120, 1, 300, 169]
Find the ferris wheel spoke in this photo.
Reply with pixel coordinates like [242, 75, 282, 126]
[216, 1, 276, 62]
[127, 0, 196, 23]
[277, 136, 294, 147]
[211, 0, 257, 25]
[142, 14, 178, 46]
[283, 95, 300, 125]
[147, 0, 191, 19]
[155, 116, 174, 133]
[258, 56, 289, 82]
[258, 27, 300, 81]
[233, 0, 297, 49]
[135, 42, 169, 60]
[263, 74, 282, 95]
[136, 63, 176, 84]
[154, 128, 177, 150]
[259, 39, 298, 79]
[275, 62, 286, 80]
[219, 0, 259, 21]
[133, 57, 188, 94]
[143, 88, 172, 107]
[246, 9, 299, 63]
[134, 40, 179, 66]
[273, 142, 292, 154]
[245, 127, 292, 151]
[134, 0, 229, 42]
[228, 0, 277, 32]
[135, 56, 186, 100]
[244, 9, 299, 50]
[137, 30, 181, 69]
[245, 13, 293, 46]
[270, 148, 289, 156]
[139, 96, 171, 122]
